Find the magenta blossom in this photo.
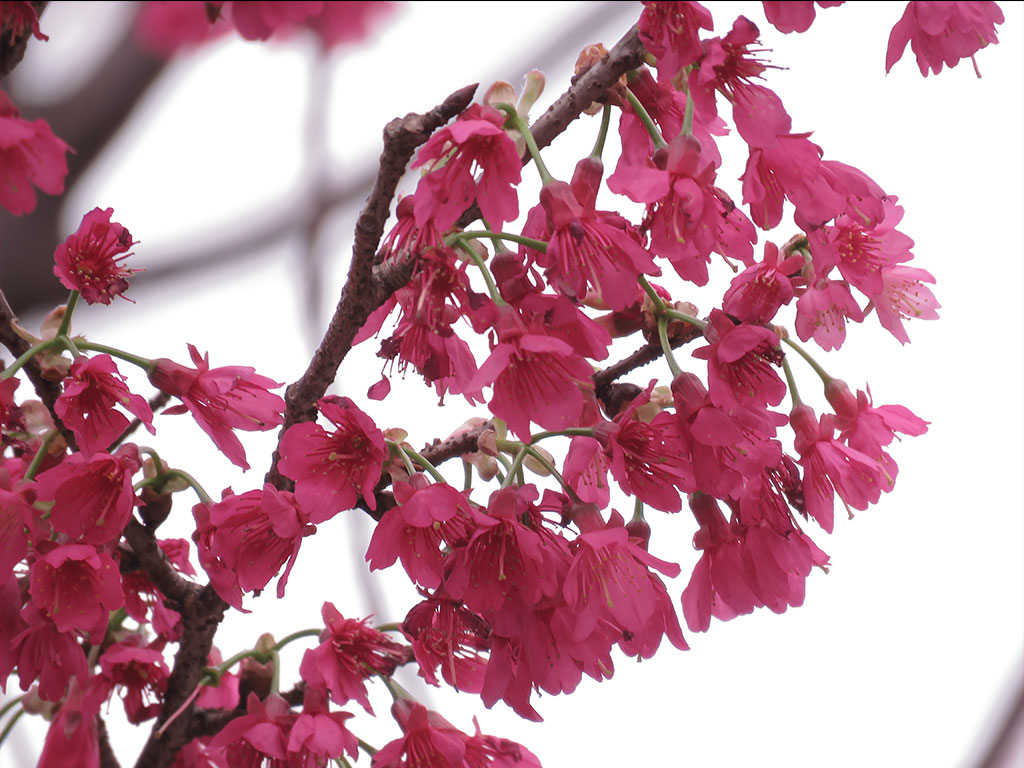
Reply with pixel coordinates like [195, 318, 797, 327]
[55, 354, 154, 456]
[638, 1, 714, 82]
[53, 208, 139, 305]
[886, 1, 1004, 77]
[0, 88, 69, 216]
[149, 344, 284, 470]
[278, 394, 387, 521]
[762, 1, 844, 34]
[28, 543, 123, 642]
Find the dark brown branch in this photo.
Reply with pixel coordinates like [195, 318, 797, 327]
[97, 715, 121, 768]
[265, 83, 478, 487]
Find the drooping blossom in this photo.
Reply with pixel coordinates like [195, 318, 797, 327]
[722, 241, 803, 323]
[411, 103, 521, 232]
[148, 344, 284, 470]
[309, 1, 394, 49]
[9, 603, 89, 702]
[0, 88, 69, 216]
[794, 278, 863, 351]
[467, 306, 599, 440]
[593, 385, 694, 513]
[563, 509, 687, 654]
[762, 1, 844, 34]
[790, 403, 885, 533]
[637, 1, 714, 83]
[133, 1, 231, 56]
[0, 485, 39, 576]
[54, 354, 154, 456]
[366, 477, 474, 589]
[53, 208, 139, 305]
[99, 641, 169, 723]
[886, 1, 1004, 77]
[870, 265, 939, 344]
[299, 603, 405, 713]
[195, 484, 314, 609]
[403, 590, 491, 693]
[37, 677, 109, 768]
[33, 447, 141, 545]
[688, 16, 792, 148]
[287, 686, 359, 765]
[607, 132, 719, 286]
[693, 308, 786, 415]
[207, 692, 297, 766]
[277, 394, 387, 521]
[534, 157, 659, 310]
[226, 1, 324, 40]
[28, 542, 123, 642]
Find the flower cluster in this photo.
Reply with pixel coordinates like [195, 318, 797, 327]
[0, 2, 993, 766]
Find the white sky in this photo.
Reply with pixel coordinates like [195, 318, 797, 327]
[3, 2, 1022, 767]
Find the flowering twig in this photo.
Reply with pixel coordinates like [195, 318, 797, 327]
[266, 83, 479, 487]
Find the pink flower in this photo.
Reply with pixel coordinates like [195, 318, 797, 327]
[53, 208, 139, 305]
[403, 590, 491, 693]
[299, 603, 405, 712]
[373, 700, 467, 768]
[278, 395, 387, 521]
[287, 687, 359, 765]
[762, 1, 844, 34]
[563, 510, 687, 654]
[871, 265, 940, 344]
[366, 478, 474, 589]
[594, 385, 694, 513]
[722, 241, 803, 323]
[412, 103, 521, 232]
[208, 692, 297, 766]
[794, 278, 864, 351]
[55, 354, 154, 456]
[37, 677, 109, 768]
[638, 1, 714, 82]
[28, 542, 123, 642]
[99, 642, 169, 724]
[791, 403, 885, 533]
[467, 307, 598, 440]
[196, 484, 315, 608]
[10, 603, 89, 702]
[536, 157, 659, 309]
[688, 16, 792, 148]
[693, 309, 786, 415]
[149, 344, 284, 470]
[309, 1, 393, 49]
[0, 88, 69, 216]
[607, 133, 719, 286]
[33, 448, 141, 545]
[886, 1, 1004, 77]
[0, 486, 38, 576]
[133, 1, 231, 56]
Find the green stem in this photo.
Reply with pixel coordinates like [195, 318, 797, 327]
[781, 355, 802, 407]
[462, 460, 473, 491]
[632, 496, 644, 522]
[151, 469, 213, 506]
[622, 87, 668, 150]
[524, 428, 597, 444]
[457, 242, 507, 306]
[23, 430, 59, 481]
[638, 276, 668, 314]
[0, 337, 62, 380]
[271, 628, 322, 652]
[357, 738, 379, 757]
[397, 444, 446, 484]
[781, 336, 832, 384]
[388, 440, 417, 475]
[374, 622, 402, 633]
[657, 317, 683, 378]
[664, 308, 707, 330]
[495, 104, 555, 185]
[454, 230, 548, 253]
[681, 80, 695, 138]
[75, 340, 156, 374]
[55, 290, 80, 338]
[269, 650, 281, 694]
[500, 444, 530, 489]
[0, 708, 23, 749]
[0, 695, 22, 721]
[590, 103, 612, 159]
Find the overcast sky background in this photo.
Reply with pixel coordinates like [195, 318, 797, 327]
[2, 2, 1022, 767]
